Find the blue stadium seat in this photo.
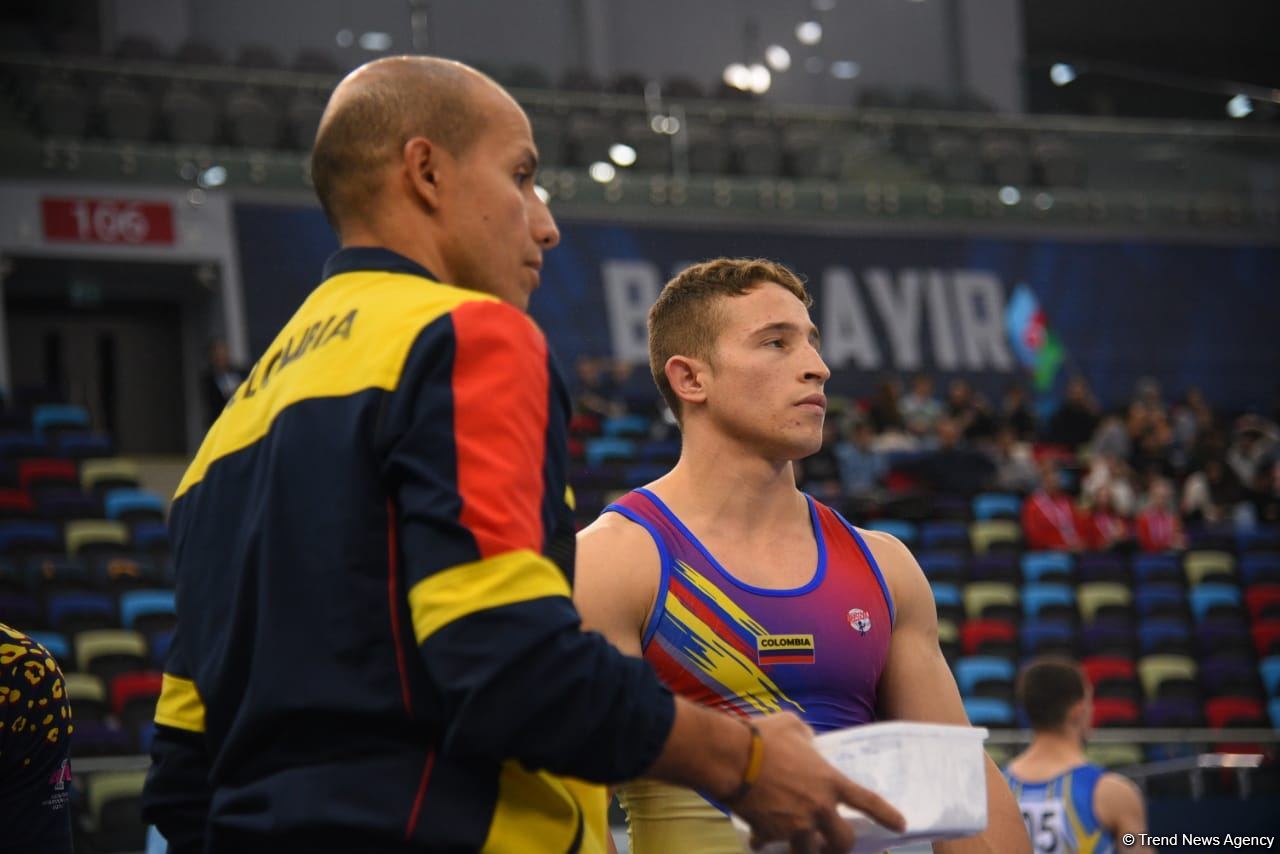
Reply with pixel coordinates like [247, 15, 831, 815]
[930, 582, 962, 609]
[32, 404, 90, 438]
[1261, 657, 1280, 697]
[865, 519, 917, 545]
[973, 493, 1021, 520]
[119, 589, 176, 631]
[622, 463, 669, 487]
[964, 697, 1014, 726]
[921, 521, 968, 550]
[918, 551, 966, 582]
[1136, 584, 1186, 619]
[1077, 552, 1128, 583]
[52, 432, 114, 460]
[1239, 527, 1280, 553]
[1189, 583, 1243, 623]
[0, 520, 61, 555]
[0, 432, 47, 459]
[1242, 554, 1280, 585]
[584, 437, 635, 467]
[26, 630, 70, 664]
[1133, 553, 1181, 584]
[34, 488, 100, 521]
[601, 415, 650, 437]
[1022, 583, 1074, 620]
[1139, 618, 1192, 656]
[1080, 623, 1134, 657]
[131, 521, 171, 554]
[104, 490, 166, 523]
[1021, 620, 1075, 656]
[1022, 551, 1073, 583]
[955, 656, 1016, 695]
[47, 592, 115, 634]
[637, 439, 681, 462]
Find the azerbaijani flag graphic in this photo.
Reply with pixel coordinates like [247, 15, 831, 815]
[1005, 283, 1065, 392]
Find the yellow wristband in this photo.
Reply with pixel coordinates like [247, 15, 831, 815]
[727, 720, 764, 803]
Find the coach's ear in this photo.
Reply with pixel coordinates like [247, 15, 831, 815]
[403, 136, 444, 211]
[665, 355, 709, 409]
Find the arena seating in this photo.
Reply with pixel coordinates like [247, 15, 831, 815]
[4, 393, 1278, 849]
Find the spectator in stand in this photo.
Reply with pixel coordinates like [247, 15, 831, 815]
[1090, 416, 1131, 464]
[866, 377, 906, 434]
[837, 418, 887, 498]
[1249, 460, 1280, 526]
[573, 355, 620, 419]
[1132, 376, 1166, 421]
[1022, 462, 1087, 552]
[1181, 457, 1245, 527]
[1047, 376, 1100, 449]
[908, 417, 996, 495]
[947, 379, 998, 443]
[199, 338, 247, 428]
[1081, 454, 1137, 517]
[1135, 478, 1187, 552]
[1170, 388, 1210, 468]
[989, 424, 1038, 494]
[900, 374, 943, 439]
[1002, 383, 1037, 441]
[1227, 415, 1279, 487]
[1129, 419, 1177, 482]
[1082, 485, 1132, 552]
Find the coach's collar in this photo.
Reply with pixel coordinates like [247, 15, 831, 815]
[323, 247, 438, 282]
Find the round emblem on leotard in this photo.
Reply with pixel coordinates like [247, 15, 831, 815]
[847, 607, 872, 635]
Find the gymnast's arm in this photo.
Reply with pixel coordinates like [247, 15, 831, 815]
[574, 511, 659, 659]
[863, 530, 1031, 854]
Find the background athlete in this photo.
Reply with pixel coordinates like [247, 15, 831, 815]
[1005, 658, 1151, 854]
[575, 258, 1027, 853]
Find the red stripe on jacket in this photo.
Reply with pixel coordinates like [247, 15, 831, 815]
[450, 301, 550, 558]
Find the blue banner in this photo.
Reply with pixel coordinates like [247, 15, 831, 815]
[235, 204, 1280, 412]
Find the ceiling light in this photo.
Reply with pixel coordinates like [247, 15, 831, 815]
[198, 165, 227, 188]
[723, 62, 752, 90]
[999, 186, 1021, 206]
[534, 185, 550, 203]
[765, 45, 792, 72]
[589, 161, 617, 183]
[747, 64, 772, 94]
[1227, 94, 1253, 118]
[1049, 63, 1076, 87]
[830, 60, 861, 80]
[335, 29, 354, 47]
[796, 21, 823, 45]
[609, 143, 638, 167]
[359, 32, 392, 51]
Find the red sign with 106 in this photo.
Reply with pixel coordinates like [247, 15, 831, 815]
[41, 197, 176, 245]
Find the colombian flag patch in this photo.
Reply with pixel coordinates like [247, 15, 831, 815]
[756, 634, 815, 665]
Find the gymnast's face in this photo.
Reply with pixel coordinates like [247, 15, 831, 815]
[436, 86, 559, 310]
[701, 282, 831, 460]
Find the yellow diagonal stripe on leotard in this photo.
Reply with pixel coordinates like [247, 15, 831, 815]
[671, 560, 770, 638]
[664, 590, 804, 716]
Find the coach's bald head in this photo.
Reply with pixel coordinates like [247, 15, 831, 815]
[312, 56, 491, 229]
[310, 56, 559, 309]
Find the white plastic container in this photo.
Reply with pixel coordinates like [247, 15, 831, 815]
[734, 721, 990, 853]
